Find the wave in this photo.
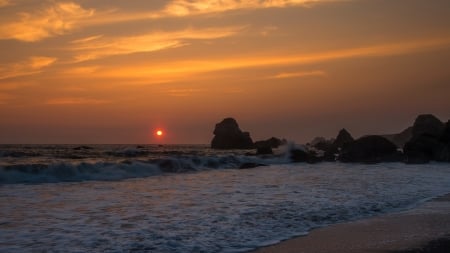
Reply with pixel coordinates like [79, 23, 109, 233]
[0, 154, 287, 184]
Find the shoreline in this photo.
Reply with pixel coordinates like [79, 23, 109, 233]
[249, 194, 450, 253]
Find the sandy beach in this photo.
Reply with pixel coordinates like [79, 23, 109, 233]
[250, 194, 450, 253]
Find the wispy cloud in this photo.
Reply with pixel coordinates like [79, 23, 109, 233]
[260, 25, 279, 37]
[45, 97, 110, 105]
[69, 0, 344, 28]
[153, 0, 343, 18]
[268, 70, 326, 79]
[0, 0, 11, 8]
[69, 26, 245, 62]
[0, 2, 94, 42]
[92, 37, 450, 81]
[0, 56, 57, 79]
[165, 88, 205, 97]
[0, 0, 344, 41]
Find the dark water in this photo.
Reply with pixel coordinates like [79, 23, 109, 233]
[1, 145, 450, 252]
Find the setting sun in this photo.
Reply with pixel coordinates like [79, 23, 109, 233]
[156, 130, 163, 136]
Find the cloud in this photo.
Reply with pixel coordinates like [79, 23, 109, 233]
[269, 70, 326, 79]
[154, 0, 343, 18]
[68, 0, 344, 28]
[92, 37, 450, 82]
[165, 88, 205, 97]
[0, 2, 94, 42]
[45, 97, 110, 105]
[0, 0, 11, 8]
[69, 26, 245, 62]
[260, 25, 279, 37]
[0, 56, 57, 79]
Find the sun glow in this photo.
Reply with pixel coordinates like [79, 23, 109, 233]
[156, 130, 163, 136]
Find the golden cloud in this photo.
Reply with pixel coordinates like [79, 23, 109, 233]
[69, 26, 245, 62]
[165, 88, 205, 97]
[91, 37, 450, 82]
[154, 0, 343, 17]
[0, 2, 94, 42]
[269, 70, 327, 79]
[0, 56, 57, 79]
[0, 0, 11, 8]
[45, 97, 110, 105]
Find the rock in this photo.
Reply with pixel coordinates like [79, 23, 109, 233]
[441, 120, 450, 143]
[412, 114, 445, 137]
[239, 163, 267, 169]
[404, 134, 443, 164]
[254, 137, 286, 149]
[434, 120, 450, 162]
[339, 135, 399, 163]
[382, 126, 413, 148]
[254, 137, 286, 155]
[256, 146, 273, 155]
[290, 147, 320, 163]
[403, 115, 449, 163]
[73, 145, 93, 150]
[211, 118, 254, 149]
[309, 137, 334, 152]
[322, 129, 354, 161]
[333, 128, 354, 148]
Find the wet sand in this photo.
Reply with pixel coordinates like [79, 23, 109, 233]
[250, 194, 450, 253]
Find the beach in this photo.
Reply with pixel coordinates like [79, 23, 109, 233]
[250, 194, 450, 253]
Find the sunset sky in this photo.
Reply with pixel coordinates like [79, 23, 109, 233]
[1, 0, 449, 144]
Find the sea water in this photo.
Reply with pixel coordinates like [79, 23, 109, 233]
[1, 145, 450, 252]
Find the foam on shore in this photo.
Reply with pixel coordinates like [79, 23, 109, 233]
[250, 194, 450, 253]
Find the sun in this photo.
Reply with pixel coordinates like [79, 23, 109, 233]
[156, 130, 163, 136]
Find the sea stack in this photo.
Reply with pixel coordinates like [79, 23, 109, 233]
[211, 118, 254, 149]
[404, 114, 449, 163]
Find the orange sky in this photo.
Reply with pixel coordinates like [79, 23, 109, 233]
[1, 0, 450, 144]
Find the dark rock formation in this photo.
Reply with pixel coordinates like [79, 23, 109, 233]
[333, 128, 354, 148]
[211, 118, 254, 149]
[382, 126, 413, 148]
[404, 115, 449, 163]
[309, 137, 334, 152]
[440, 120, 450, 143]
[339, 135, 399, 163]
[239, 163, 267, 169]
[322, 128, 354, 161]
[254, 137, 286, 149]
[412, 114, 445, 137]
[437, 120, 450, 162]
[73, 145, 93, 150]
[404, 134, 442, 163]
[256, 146, 273, 155]
[290, 147, 321, 163]
[254, 137, 286, 155]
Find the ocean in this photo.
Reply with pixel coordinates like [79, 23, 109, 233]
[1, 144, 450, 252]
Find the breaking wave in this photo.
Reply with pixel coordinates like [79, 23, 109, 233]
[0, 155, 287, 184]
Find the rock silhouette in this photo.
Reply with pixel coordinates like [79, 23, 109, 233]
[382, 126, 413, 148]
[339, 135, 399, 163]
[254, 137, 285, 149]
[404, 114, 448, 163]
[412, 114, 445, 137]
[290, 147, 319, 163]
[211, 118, 254, 149]
[333, 128, 354, 148]
[322, 128, 354, 161]
[254, 137, 286, 155]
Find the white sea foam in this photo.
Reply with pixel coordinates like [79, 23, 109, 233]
[1, 162, 450, 253]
